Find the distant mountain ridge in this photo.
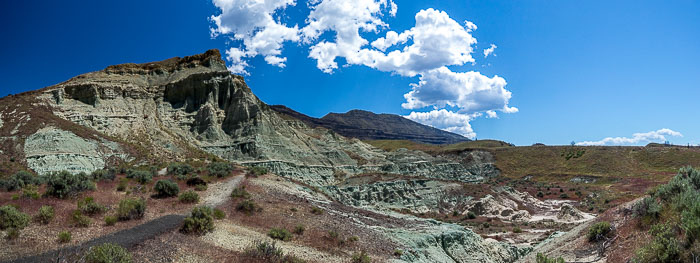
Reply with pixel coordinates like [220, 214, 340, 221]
[271, 105, 470, 144]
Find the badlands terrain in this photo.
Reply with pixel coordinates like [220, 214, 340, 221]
[1, 50, 700, 263]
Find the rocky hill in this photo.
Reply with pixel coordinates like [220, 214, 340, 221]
[0, 49, 544, 263]
[271, 105, 469, 144]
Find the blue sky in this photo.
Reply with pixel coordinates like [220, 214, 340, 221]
[1, 0, 699, 146]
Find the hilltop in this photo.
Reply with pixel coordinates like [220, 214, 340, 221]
[271, 105, 469, 144]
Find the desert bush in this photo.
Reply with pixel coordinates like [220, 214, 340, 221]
[22, 185, 40, 199]
[194, 184, 207, 191]
[78, 197, 107, 216]
[45, 171, 95, 199]
[247, 166, 268, 177]
[186, 177, 206, 187]
[213, 208, 226, 219]
[104, 215, 117, 226]
[536, 253, 565, 263]
[268, 228, 292, 241]
[559, 193, 569, 199]
[0, 171, 42, 192]
[588, 221, 611, 242]
[153, 180, 179, 198]
[181, 206, 214, 235]
[91, 169, 116, 181]
[0, 205, 30, 230]
[293, 224, 305, 235]
[231, 187, 250, 199]
[466, 211, 477, 219]
[58, 231, 71, 243]
[72, 210, 91, 227]
[126, 169, 152, 184]
[351, 251, 371, 263]
[393, 249, 403, 257]
[36, 205, 55, 224]
[536, 191, 544, 198]
[513, 227, 523, 233]
[348, 236, 359, 242]
[311, 207, 323, 215]
[208, 162, 233, 177]
[634, 223, 680, 263]
[117, 198, 145, 221]
[328, 230, 339, 240]
[5, 228, 20, 240]
[236, 200, 260, 215]
[85, 243, 132, 263]
[634, 196, 661, 219]
[179, 190, 199, 203]
[244, 240, 306, 263]
[168, 163, 194, 176]
[116, 178, 128, 192]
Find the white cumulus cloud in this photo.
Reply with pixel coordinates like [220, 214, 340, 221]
[402, 67, 517, 114]
[576, 129, 683, 146]
[483, 44, 497, 58]
[404, 109, 479, 139]
[209, 0, 516, 138]
[210, 0, 300, 74]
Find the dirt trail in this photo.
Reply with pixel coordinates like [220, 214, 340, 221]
[5, 175, 244, 263]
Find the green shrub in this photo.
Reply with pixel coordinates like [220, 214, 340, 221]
[153, 180, 179, 198]
[5, 228, 20, 240]
[194, 184, 207, 191]
[588, 221, 611, 242]
[85, 243, 133, 263]
[237, 200, 260, 215]
[0, 171, 42, 192]
[126, 169, 152, 184]
[268, 228, 292, 241]
[351, 251, 371, 263]
[293, 224, 305, 235]
[536, 191, 544, 198]
[231, 187, 250, 199]
[634, 223, 680, 263]
[247, 166, 268, 177]
[45, 171, 95, 199]
[466, 211, 476, 219]
[348, 236, 359, 242]
[58, 231, 71, 243]
[72, 210, 91, 227]
[179, 190, 199, 203]
[116, 178, 128, 192]
[91, 169, 116, 181]
[117, 198, 145, 221]
[536, 253, 565, 263]
[213, 208, 226, 220]
[328, 230, 339, 240]
[393, 249, 403, 257]
[0, 205, 30, 230]
[36, 205, 55, 224]
[311, 207, 323, 215]
[559, 193, 569, 199]
[78, 197, 107, 216]
[181, 206, 215, 235]
[168, 163, 194, 176]
[186, 177, 206, 187]
[21, 185, 40, 199]
[105, 216, 117, 226]
[244, 240, 306, 263]
[634, 196, 661, 220]
[513, 227, 523, 233]
[208, 162, 234, 178]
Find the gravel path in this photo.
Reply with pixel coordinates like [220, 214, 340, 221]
[6, 175, 244, 263]
[8, 214, 185, 263]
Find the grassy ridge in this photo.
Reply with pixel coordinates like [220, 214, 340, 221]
[366, 140, 700, 181]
